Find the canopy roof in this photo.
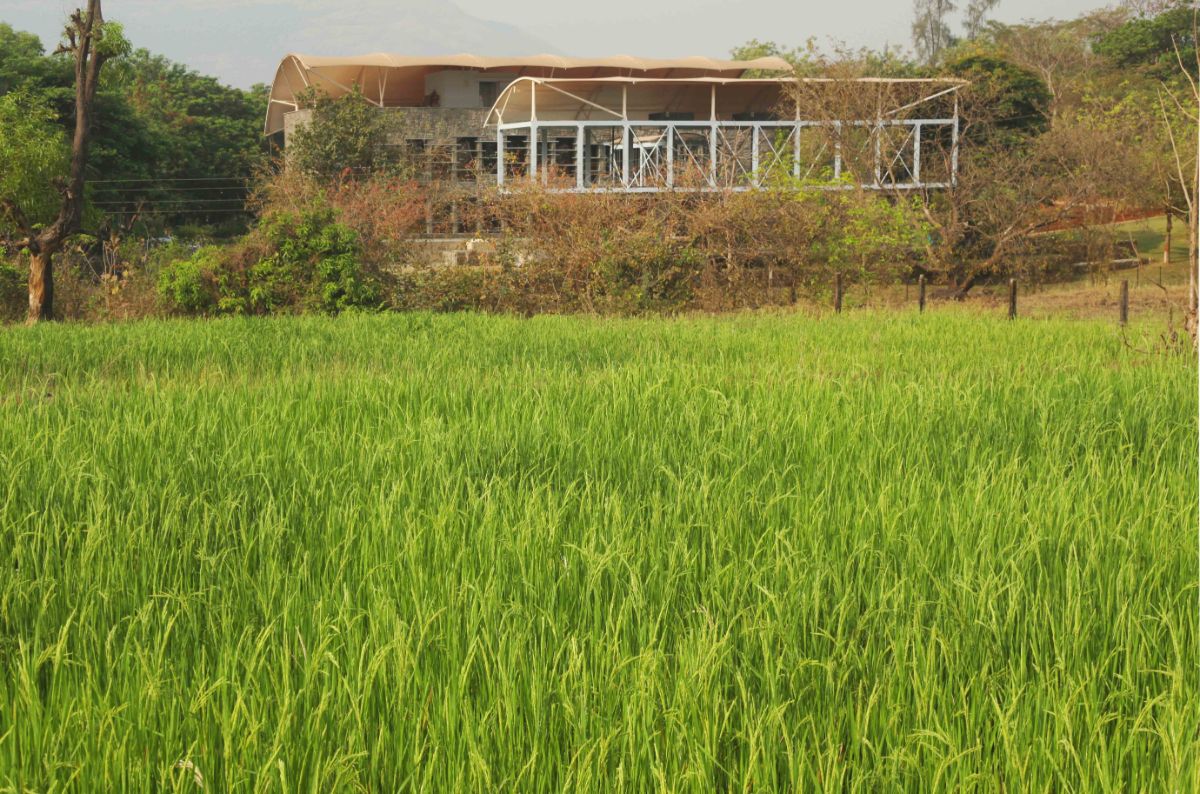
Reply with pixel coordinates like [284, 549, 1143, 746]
[487, 77, 792, 124]
[486, 76, 969, 125]
[265, 53, 794, 134]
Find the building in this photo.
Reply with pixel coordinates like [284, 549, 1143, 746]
[266, 53, 963, 193]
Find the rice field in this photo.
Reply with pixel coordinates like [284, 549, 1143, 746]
[0, 310, 1196, 791]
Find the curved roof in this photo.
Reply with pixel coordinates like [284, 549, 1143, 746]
[484, 75, 969, 126]
[265, 53, 795, 134]
[486, 77, 795, 125]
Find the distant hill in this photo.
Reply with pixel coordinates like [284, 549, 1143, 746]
[0, 0, 558, 88]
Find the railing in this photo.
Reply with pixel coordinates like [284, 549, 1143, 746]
[493, 118, 959, 192]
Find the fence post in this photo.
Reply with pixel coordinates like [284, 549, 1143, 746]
[1120, 279, 1129, 326]
[918, 274, 927, 313]
[834, 273, 844, 313]
[1165, 210, 1172, 264]
[1008, 279, 1017, 320]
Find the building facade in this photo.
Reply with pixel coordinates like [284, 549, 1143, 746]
[267, 54, 963, 193]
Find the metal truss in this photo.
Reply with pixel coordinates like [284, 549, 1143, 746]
[488, 78, 963, 193]
[495, 118, 959, 193]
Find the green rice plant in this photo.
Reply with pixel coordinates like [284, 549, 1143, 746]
[0, 310, 1195, 791]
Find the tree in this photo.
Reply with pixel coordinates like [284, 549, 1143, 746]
[0, 93, 70, 247]
[872, 52, 1149, 296]
[964, 0, 1001, 40]
[0, 22, 264, 235]
[0, 24, 62, 95]
[913, 0, 959, 64]
[989, 19, 1103, 123]
[289, 88, 389, 179]
[945, 52, 1052, 141]
[729, 39, 821, 75]
[0, 1, 127, 322]
[1094, 2, 1198, 79]
[1122, 0, 1185, 17]
[1151, 11, 1200, 337]
[98, 50, 267, 227]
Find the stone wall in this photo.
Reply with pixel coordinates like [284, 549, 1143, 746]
[283, 107, 490, 148]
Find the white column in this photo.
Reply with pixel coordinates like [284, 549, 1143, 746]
[912, 124, 922, 186]
[833, 122, 842, 180]
[529, 83, 538, 181]
[874, 122, 882, 186]
[705, 127, 713, 186]
[666, 125, 674, 188]
[496, 128, 504, 187]
[709, 85, 718, 187]
[951, 97, 960, 187]
[576, 125, 585, 190]
[752, 124, 761, 187]
[529, 124, 538, 179]
[622, 124, 631, 188]
[793, 124, 801, 179]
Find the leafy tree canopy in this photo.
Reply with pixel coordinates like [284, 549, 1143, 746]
[289, 88, 388, 178]
[1093, 3, 1198, 80]
[0, 92, 70, 241]
[0, 22, 266, 232]
[944, 49, 1053, 141]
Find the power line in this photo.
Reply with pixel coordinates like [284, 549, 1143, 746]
[100, 208, 251, 216]
[92, 199, 249, 207]
[86, 176, 254, 185]
[91, 186, 253, 194]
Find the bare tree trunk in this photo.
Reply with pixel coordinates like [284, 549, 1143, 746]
[953, 271, 979, 300]
[1192, 115, 1199, 319]
[28, 249, 56, 322]
[1191, 207, 1198, 309]
[23, 0, 112, 324]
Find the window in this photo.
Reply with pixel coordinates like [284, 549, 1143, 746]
[455, 137, 478, 181]
[479, 81, 500, 108]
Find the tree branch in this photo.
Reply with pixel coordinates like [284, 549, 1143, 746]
[0, 198, 33, 237]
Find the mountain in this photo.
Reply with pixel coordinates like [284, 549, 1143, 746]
[0, 0, 558, 88]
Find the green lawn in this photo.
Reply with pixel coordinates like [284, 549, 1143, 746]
[1114, 215, 1191, 282]
[0, 312, 1196, 791]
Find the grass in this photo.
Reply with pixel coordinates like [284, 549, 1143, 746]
[0, 310, 1196, 791]
[1113, 215, 1191, 275]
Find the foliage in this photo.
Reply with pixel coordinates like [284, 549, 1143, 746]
[157, 246, 222, 314]
[92, 20, 131, 61]
[0, 312, 1194, 789]
[0, 23, 265, 234]
[94, 50, 267, 224]
[289, 87, 389, 178]
[254, 206, 378, 314]
[0, 260, 24, 322]
[729, 39, 822, 75]
[1094, 3, 1198, 80]
[944, 50, 1053, 142]
[157, 200, 381, 316]
[0, 23, 60, 96]
[912, 0, 959, 64]
[0, 92, 70, 238]
[963, 0, 1000, 40]
[985, 17, 1111, 121]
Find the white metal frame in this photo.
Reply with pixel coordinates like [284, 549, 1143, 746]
[489, 78, 962, 193]
[494, 119, 958, 192]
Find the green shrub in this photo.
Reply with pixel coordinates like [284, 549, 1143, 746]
[157, 246, 222, 315]
[0, 260, 25, 323]
[596, 236, 701, 312]
[155, 204, 381, 317]
[252, 206, 379, 314]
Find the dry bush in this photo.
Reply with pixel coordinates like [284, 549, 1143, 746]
[482, 186, 702, 313]
[468, 181, 923, 315]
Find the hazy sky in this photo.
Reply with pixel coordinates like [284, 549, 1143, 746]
[1, 0, 1112, 88]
